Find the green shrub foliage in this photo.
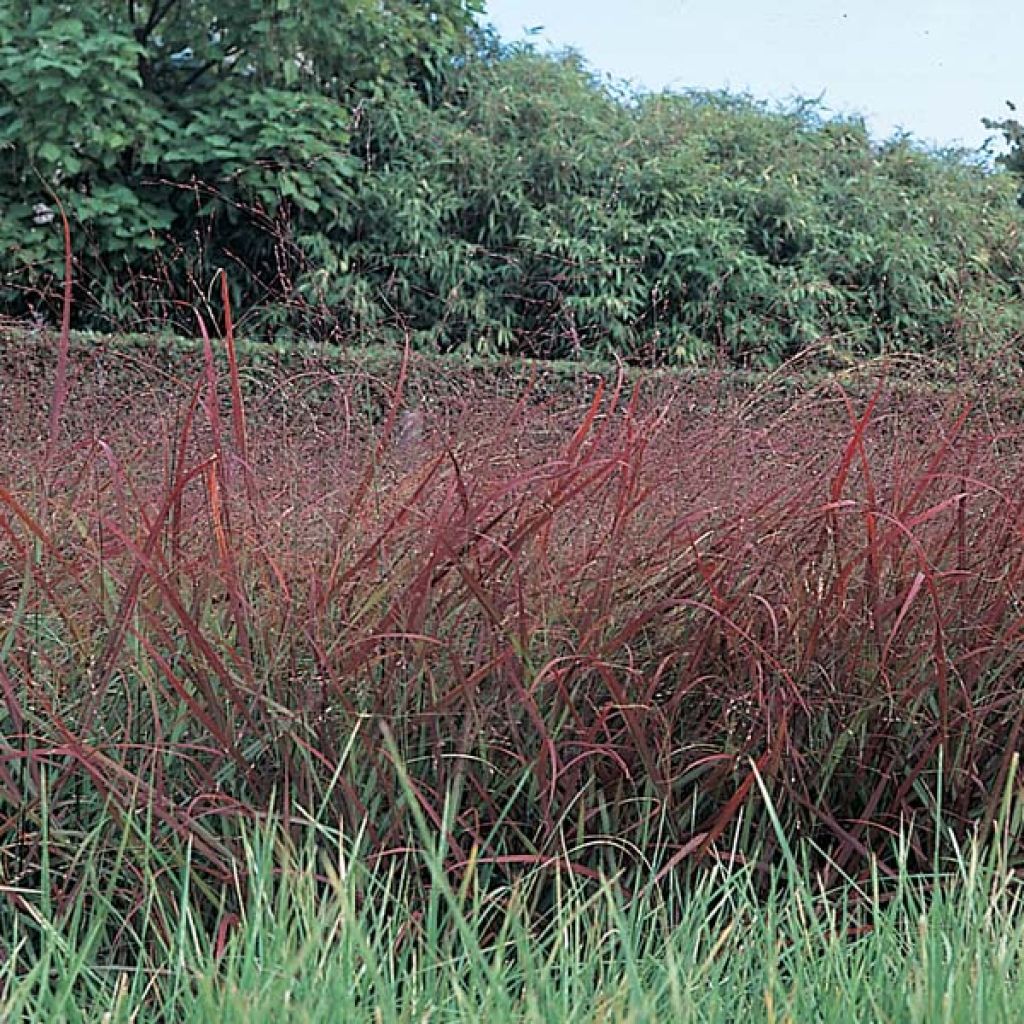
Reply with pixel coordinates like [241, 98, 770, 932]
[342, 50, 1024, 366]
[0, 0, 482, 330]
[2, 9, 1022, 366]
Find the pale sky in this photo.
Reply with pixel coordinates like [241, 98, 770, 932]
[481, 0, 1022, 154]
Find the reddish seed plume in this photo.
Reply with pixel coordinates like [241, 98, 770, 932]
[2, 335, 1023, 913]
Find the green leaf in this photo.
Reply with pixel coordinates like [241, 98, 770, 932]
[35, 141, 63, 163]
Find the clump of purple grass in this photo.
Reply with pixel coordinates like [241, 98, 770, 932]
[2, 310, 1024, 945]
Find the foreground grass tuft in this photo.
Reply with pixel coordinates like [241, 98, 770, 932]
[2, 799, 1023, 1022]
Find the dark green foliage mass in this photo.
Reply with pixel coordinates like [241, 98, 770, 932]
[341, 50, 1024, 367]
[0, 0, 482, 330]
[1, 6, 1022, 367]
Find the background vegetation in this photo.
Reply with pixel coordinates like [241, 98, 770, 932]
[3, 3, 1024, 1015]
[2, 1, 1023, 368]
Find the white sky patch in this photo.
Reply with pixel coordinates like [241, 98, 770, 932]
[482, 0, 1021, 154]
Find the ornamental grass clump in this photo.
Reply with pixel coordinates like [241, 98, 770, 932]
[1, 316, 1023, 952]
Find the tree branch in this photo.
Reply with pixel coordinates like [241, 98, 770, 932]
[136, 0, 179, 46]
[181, 58, 221, 91]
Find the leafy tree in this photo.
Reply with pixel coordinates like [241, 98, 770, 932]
[0, 0, 482, 328]
[985, 102, 1024, 189]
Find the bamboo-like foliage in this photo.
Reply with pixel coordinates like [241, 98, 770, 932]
[2, 27, 1022, 368]
[340, 51, 1024, 366]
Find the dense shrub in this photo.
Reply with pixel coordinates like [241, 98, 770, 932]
[1, 6, 1022, 366]
[341, 51, 1024, 366]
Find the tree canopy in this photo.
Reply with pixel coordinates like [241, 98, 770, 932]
[2, 5, 1022, 368]
[0, 0, 482, 328]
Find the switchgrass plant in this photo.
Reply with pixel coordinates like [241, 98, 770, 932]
[2, 767, 1023, 1022]
[2, 303, 1024, 1016]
